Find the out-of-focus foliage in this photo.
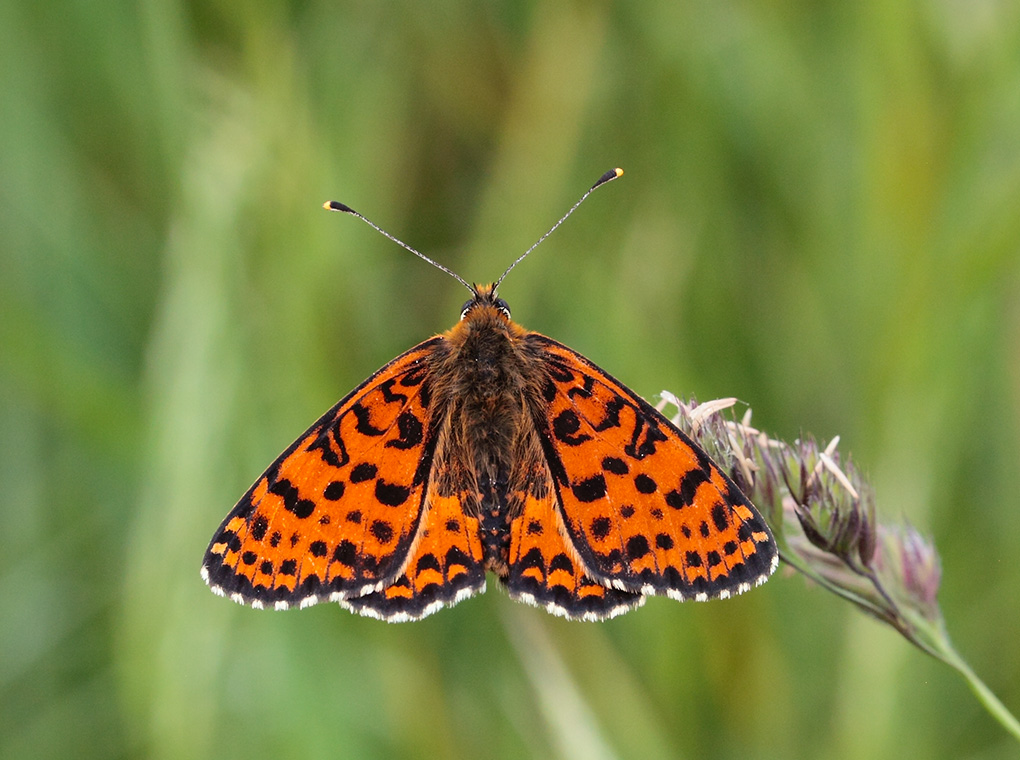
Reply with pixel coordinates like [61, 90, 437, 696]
[2, 2, 1019, 759]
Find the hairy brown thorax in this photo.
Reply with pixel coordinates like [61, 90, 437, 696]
[426, 286, 551, 572]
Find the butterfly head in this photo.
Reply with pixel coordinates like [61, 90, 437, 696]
[460, 284, 511, 322]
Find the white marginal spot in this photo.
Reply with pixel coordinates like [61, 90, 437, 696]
[603, 596, 645, 620]
[665, 588, 685, 602]
[453, 582, 485, 603]
[199, 566, 210, 582]
[420, 600, 445, 618]
[352, 605, 387, 621]
[718, 589, 731, 600]
[230, 593, 245, 605]
[250, 599, 264, 610]
[639, 584, 656, 595]
[736, 582, 751, 595]
[299, 595, 318, 609]
[209, 585, 226, 598]
[545, 602, 570, 619]
[274, 600, 290, 611]
[518, 592, 538, 608]
[695, 592, 708, 602]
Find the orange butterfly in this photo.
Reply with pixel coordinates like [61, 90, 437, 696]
[201, 169, 777, 621]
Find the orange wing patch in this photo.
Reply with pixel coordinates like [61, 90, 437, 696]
[201, 338, 441, 610]
[531, 336, 777, 602]
[341, 492, 486, 621]
[505, 489, 644, 620]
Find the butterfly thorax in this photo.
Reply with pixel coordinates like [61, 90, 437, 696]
[425, 285, 552, 572]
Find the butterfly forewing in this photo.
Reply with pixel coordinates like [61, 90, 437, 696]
[530, 336, 778, 601]
[202, 338, 443, 609]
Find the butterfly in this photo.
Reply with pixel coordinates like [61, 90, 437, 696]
[201, 168, 778, 621]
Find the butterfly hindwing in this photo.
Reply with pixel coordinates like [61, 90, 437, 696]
[530, 336, 778, 601]
[201, 338, 443, 609]
[504, 487, 644, 620]
[340, 492, 486, 621]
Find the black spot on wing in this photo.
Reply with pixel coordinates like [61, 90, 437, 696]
[712, 502, 729, 532]
[270, 478, 315, 519]
[378, 378, 410, 404]
[370, 520, 394, 544]
[590, 516, 611, 540]
[602, 456, 629, 475]
[552, 409, 590, 446]
[549, 554, 574, 574]
[350, 463, 378, 483]
[626, 535, 650, 560]
[387, 411, 423, 450]
[634, 473, 657, 494]
[309, 541, 327, 557]
[415, 553, 441, 574]
[572, 474, 607, 503]
[375, 480, 411, 506]
[332, 540, 356, 567]
[251, 515, 269, 541]
[352, 403, 385, 436]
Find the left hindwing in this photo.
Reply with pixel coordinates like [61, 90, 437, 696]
[528, 335, 778, 601]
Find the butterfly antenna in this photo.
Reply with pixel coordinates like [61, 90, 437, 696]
[493, 167, 623, 290]
[323, 200, 474, 293]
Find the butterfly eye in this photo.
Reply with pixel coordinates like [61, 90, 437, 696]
[460, 299, 474, 320]
[495, 298, 511, 319]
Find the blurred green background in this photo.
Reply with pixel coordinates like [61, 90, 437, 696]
[3, 2, 1019, 758]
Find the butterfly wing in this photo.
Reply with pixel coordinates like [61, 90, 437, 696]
[340, 491, 486, 621]
[202, 337, 448, 610]
[528, 335, 778, 602]
[504, 486, 644, 620]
